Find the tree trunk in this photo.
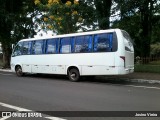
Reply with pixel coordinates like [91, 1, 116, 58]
[95, 0, 112, 29]
[2, 43, 11, 68]
[140, 0, 152, 57]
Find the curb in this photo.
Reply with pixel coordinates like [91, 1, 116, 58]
[0, 69, 12, 72]
[0, 69, 160, 84]
[126, 79, 160, 84]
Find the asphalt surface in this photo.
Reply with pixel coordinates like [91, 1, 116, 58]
[0, 71, 160, 120]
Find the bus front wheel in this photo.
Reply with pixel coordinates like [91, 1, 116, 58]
[68, 68, 80, 82]
[15, 66, 23, 77]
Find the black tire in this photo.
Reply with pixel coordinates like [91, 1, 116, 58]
[68, 68, 80, 82]
[15, 66, 23, 77]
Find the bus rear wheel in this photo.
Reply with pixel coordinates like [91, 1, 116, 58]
[15, 66, 23, 77]
[68, 68, 80, 82]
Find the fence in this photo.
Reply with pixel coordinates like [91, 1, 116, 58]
[135, 56, 160, 64]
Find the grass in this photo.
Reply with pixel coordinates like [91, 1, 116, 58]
[135, 60, 160, 73]
[149, 60, 160, 65]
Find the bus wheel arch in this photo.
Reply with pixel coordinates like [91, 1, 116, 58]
[15, 65, 24, 77]
[67, 66, 80, 82]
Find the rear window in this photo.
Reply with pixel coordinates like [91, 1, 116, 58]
[122, 30, 134, 52]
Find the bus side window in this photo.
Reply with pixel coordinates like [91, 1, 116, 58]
[75, 35, 92, 53]
[94, 33, 113, 52]
[46, 39, 57, 54]
[112, 32, 118, 52]
[60, 37, 73, 53]
[75, 36, 83, 53]
[32, 40, 44, 54]
[83, 35, 92, 52]
[12, 42, 23, 56]
[22, 41, 32, 55]
[122, 30, 134, 52]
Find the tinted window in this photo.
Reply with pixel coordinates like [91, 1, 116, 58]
[46, 39, 58, 54]
[32, 40, 44, 54]
[122, 30, 134, 52]
[112, 32, 118, 52]
[122, 30, 133, 44]
[75, 35, 92, 53]
[12, 42, 23, 56]
[22, 41, 32, 55]
[94, 33, 113, 52]
[60, 37, 74, 53]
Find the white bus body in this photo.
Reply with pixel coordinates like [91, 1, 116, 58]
[11, 29, 134, 81]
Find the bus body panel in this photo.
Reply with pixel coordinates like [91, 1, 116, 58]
[122, 30, 134, 73]
[125, 51, 134, 72]
[114, 30, 126, 75]
[16, 52, 115, 75]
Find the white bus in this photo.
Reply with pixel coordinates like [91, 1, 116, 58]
[11, 29, 134, 81]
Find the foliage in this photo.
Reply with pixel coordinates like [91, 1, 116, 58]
[112, 0, 160, 57]
[0, 0, 37, 68]
[11, 1, 38, 43]
[94, 0, 112, 29]
[151, 43, 160, 56]
[34, 0, 96, 34]
[151, 15, 160, 44]
[34, 0, 114, 34]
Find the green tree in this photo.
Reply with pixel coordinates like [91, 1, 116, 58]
[151, 43, 160, 56]
[0, 0, 36, 68]
[35, 0, 113, 34]
[112, 0, 160, 57]
[94, 0, 112, 29]
[35, 0, 96, 34]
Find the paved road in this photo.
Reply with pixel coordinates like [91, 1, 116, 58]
[0, 71, 160, 120]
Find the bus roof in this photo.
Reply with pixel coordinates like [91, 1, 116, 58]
[20, 29, 120, 42]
